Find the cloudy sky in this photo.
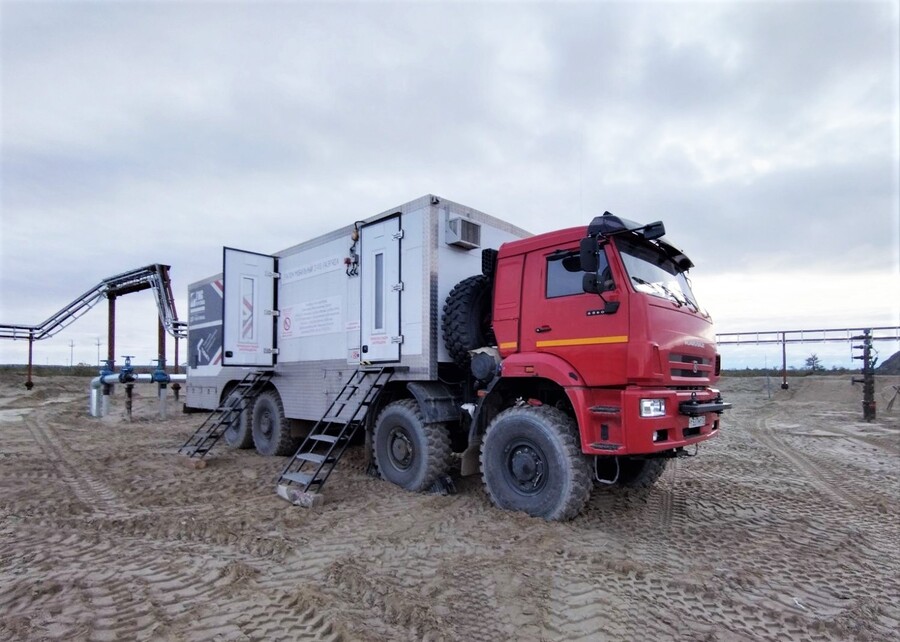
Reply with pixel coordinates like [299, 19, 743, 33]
[1, 0, 898, 370]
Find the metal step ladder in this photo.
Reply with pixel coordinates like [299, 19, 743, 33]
[276, 367, 392, 506]
[178, 370, 273, 465]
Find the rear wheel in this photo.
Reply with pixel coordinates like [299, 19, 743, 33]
[373, 400, 451, 492]
[222, 388, 253, 449]
[252, 391, 295, 456]
[480, 406, 591, 521]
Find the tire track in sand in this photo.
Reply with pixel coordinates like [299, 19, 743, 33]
[21, 411, 128, 516]
[199, 589, 348, 641]
[748, 414, 861, 509]
[747, 412, 900, 561]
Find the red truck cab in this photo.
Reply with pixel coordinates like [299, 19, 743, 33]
[490, 212, 729, 462]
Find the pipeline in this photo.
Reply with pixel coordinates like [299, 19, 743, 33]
[90, 372, 186, 420]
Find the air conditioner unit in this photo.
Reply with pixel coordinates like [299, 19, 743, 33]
[446, 216, 481, 250]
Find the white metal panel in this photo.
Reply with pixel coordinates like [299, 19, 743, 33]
[223, 247, 277, 367]
[399, 209, 424, 357]
[187, 196, 534, 407]
[360, 215, 401, 362]
[276, 236, 352, 363]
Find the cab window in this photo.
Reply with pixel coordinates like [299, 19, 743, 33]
[546, 249, 612, 298]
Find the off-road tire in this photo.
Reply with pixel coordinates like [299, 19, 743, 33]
[251, 391, 295, 456]
[442, 274, 494, 367]
[222, 389, 254, 449]
[480, 405, 591, 521]
[373, 399, 452, 492]
[615, 458, 668, 489]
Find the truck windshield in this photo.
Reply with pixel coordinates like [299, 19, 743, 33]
[615, 237, 700, 311]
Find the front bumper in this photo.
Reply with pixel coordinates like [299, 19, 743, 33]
[679, 394, 732, 416]
[573, 386, 730, 456]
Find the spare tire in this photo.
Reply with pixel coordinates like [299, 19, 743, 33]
[442, 274, 493, 367]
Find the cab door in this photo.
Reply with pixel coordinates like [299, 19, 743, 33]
[518, 245, 629, 385]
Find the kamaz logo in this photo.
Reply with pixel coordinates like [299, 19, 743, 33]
[684, 340, 705, 348]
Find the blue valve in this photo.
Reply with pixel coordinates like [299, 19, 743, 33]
[100, 359, 115, 378]
[151, 358, 170, 383]
[119, 355, 135, 383]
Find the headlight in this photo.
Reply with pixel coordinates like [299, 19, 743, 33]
[640, 398, 666, 417]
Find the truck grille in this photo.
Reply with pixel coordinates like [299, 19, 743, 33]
[670, 354, 711, 378]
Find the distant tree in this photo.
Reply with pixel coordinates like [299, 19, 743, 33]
[804, 353, 824, 372]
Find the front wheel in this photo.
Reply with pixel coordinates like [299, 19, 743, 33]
[616, 458, 668, 488]
[373, 400, 451, 492]
[480, 406, 591, 521]
[595, 457, 668, 489]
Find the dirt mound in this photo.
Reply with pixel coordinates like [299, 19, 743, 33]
[877, 350, 900, 375]
[719, 374, 900, 409]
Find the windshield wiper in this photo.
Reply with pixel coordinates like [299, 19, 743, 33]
[633, 276, 683, 307]
[658, 283, 686, 307]
[682, 295, 700, 313]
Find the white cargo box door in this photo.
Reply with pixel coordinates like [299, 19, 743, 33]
[222, 247, 277, 367]
[360, 214, 401, 363]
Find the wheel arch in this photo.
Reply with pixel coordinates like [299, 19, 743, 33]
[460, 374, 576, 476]
[466, 374, 577, 450]
[500, 352, 588, 387]
[221, 374, 279, 404]
[406, 381, 462, 424]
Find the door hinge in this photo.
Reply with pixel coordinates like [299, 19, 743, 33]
[263, 348, 280, 355]
[392, 230, 405, 241]
[265, 271, 281, 279]
[391, 335, 404, 344]
[264, 309, 280, 316]
[392, 282, 404, 292]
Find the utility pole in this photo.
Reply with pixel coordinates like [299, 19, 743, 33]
[69, 340, 75, 367]
[96, 337, 102, 366]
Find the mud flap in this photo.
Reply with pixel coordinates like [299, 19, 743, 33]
[460, 444, 480, 477]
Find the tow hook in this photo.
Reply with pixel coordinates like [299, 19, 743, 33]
[675, 445, 700, 458]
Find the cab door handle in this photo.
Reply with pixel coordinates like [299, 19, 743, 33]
[535, 325, 552, 333]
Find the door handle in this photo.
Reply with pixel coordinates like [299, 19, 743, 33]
[535, 325, 552, 333]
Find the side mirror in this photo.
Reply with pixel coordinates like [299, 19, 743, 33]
[580, 237, 599, 272]
[642, 221, 665, 240]
[583, 273, 616, 295]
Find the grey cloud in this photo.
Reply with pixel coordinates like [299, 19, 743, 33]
[2, 2, 897, 364]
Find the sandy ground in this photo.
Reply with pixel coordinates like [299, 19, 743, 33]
[0, 372, 898, 642]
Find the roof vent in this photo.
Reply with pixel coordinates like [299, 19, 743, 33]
[446, 216, 481, 250]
